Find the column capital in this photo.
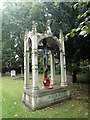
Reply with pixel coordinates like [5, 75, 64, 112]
[50, 50, 54, 54]
[32, 49, 38, 54]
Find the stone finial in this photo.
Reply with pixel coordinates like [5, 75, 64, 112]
[25, 29, 28, 36]
[46, 20, 52, 35]
[24, 29, 28, 42]
[32, 21, 37, 34]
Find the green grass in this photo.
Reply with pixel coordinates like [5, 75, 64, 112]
[2, 74, 88, 118]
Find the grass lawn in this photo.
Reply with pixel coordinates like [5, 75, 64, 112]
[2, 74, 89, 118]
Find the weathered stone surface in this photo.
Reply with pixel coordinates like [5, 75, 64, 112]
[22, 85, 70, 110]
[22, 20, 70, 111]
[67, 72, 73, 84]
[11, 70, 16, 77]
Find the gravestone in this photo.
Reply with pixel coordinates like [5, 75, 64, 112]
[11, 70, 16, 77]
[67, 72, 73, 84]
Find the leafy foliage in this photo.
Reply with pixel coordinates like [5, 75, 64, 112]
[2, 2, 33, 69]
[2, 2, 90, 74]
[66, 2, 90, 38]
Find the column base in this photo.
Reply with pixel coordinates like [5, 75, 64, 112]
[32, 87, 39, 92]
[61, 82, 67, 87]
[24, 85, 30, 90]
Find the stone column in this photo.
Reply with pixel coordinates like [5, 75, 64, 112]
[32, 21, 39, 90]
[62, 38, 67, 86]
[50, 51, 55, 85]
[59, 30, 67, 87]
[24, 31, 30, 89]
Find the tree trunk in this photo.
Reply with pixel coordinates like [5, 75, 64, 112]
[73, 69, 77, 83]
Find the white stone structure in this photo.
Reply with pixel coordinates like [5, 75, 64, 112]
[11, 70, 16, 77]
[22, 20, 70, 110]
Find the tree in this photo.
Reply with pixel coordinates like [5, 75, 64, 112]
[2, 1, 89, 78]
[2, 2, 33, 72]
[2, 2, 75, 73]
[65, 2, 90, 83]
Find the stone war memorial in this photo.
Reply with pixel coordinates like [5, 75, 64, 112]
[22, 20, 70, 110]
